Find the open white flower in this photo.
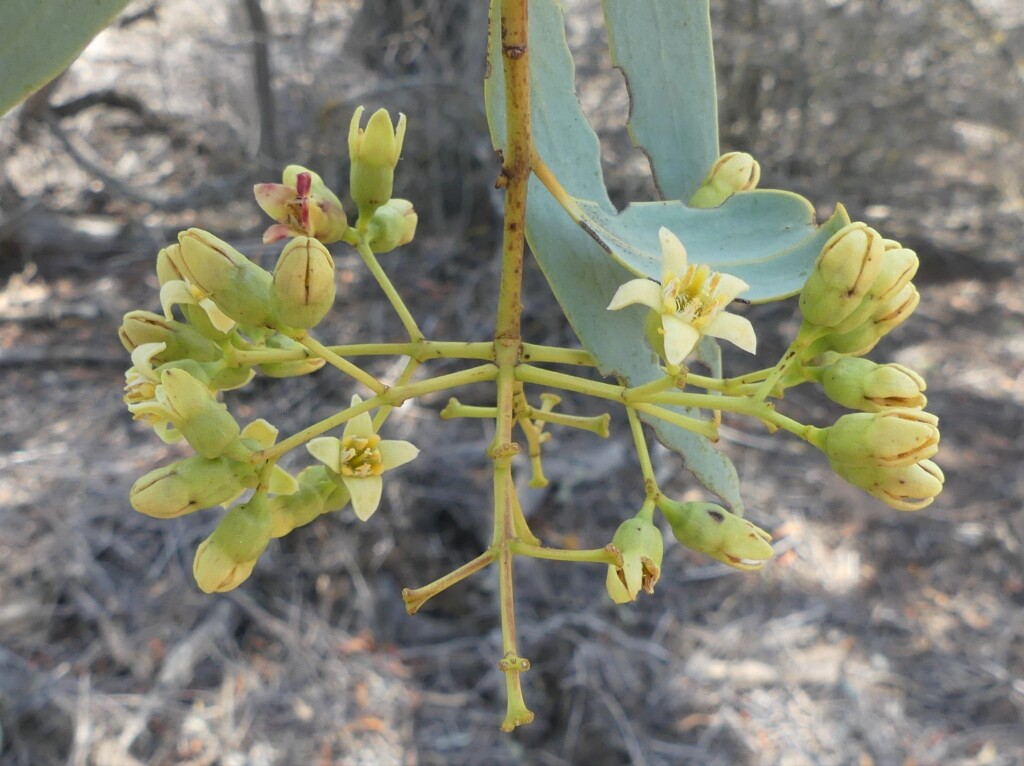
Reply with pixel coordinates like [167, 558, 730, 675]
[306, 396, 419, 521]
[123, 342, 182, 444]
[607, 227, 757, 365]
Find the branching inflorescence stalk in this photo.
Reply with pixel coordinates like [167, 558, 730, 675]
[488, 0, 535, 732]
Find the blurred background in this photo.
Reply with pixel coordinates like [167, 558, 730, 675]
[1, 0, 1022, 764]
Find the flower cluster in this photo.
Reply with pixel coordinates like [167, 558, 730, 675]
[120, 109, 421, 593]
[796, 223, 943, 509]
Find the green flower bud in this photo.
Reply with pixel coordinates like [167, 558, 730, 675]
[306, 467, 353, 513]
[177, 229, 275, 327]
[349, 106, 407, 219]
[159, 368, 241, 459]
[148, 356, 253, 395]
[130, 455, 254, 519]
[821, 357, 927, 411]
[269, 483, 326, 538]
[366, 199, 418, 253]
[605, 517, 663, 604]
[830, 459, 944, 511]
[193, 497, 273, 593]
[119, 310, 221, 363]
[658, 499, 774, 571]
[270, 236, 336, 329]
[799, 222, 885, 328]
[688, 152, 761, 208]
[823, 409, 939, 468]
[257, 334, 326, 378]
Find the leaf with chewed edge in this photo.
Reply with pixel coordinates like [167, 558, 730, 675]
[603, 0, 719, 201]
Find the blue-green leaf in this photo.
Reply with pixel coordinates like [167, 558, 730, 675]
[486, 0, 744, 510]
[0, 0, 131, 117]
[603, 0, 719, 201]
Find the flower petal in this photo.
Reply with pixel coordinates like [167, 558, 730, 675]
[713, 273, 750, 304]
[131, 342, 167, 376]
[343, 475, 383, 521]
[240, 418, 279, 448]
[342, 395, 374, 440]
[307, 437, 341, 471]
[159, 280, 195, 321]
[253, 182, 294, 221]
[378, 440, 420, 471]
[607, 279, 662, 311]
[152, 421, 183, 444]
[269, 465, 299, 495]
[198, 298, 236, 333]
[605, 564, 635, 604]
[262, 223, 295, 244]
[658, 227, 688, 279]
[706, 312, 757, 354]
[661, 315, 701, 365]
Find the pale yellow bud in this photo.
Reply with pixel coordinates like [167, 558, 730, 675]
[799, 222, 885, 328]
[823, 409, 939, 468]
[193, 498, 272, 593]
[689, 152, 761, 208]
[271, 237, 336, 329]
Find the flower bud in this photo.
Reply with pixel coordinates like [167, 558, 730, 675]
[177, 229, 275, 327]
[605, 517, 663, 604]
[831, 459, 944, 511]
[269, 483, 325, 538]
[658, 499, 774, 571]
[871, 282, 919, 332]
[130, 455, 254, 519]
[258, 334, 326, 378]
[817, 283, 920, 358]
[688, 152, 761, 208]
[830, 244, 919, 335]
[799, 222, 885, 328]
[270, 236, 336, 329]
[159, 368, 241, 458]
[366, 199, 418, 253]
[823, 409, 939, 468]
[349, 106, 407, 219]
[301, 466, 352, 513]
[820, 357, 927, 411]
[156, 244, 187, 285]
[157, 357, 253, 394]
[193, 497, 273, 593]
[119, 310, 221, 363]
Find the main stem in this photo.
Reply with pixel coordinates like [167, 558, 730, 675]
[493, 0, 534, 733]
